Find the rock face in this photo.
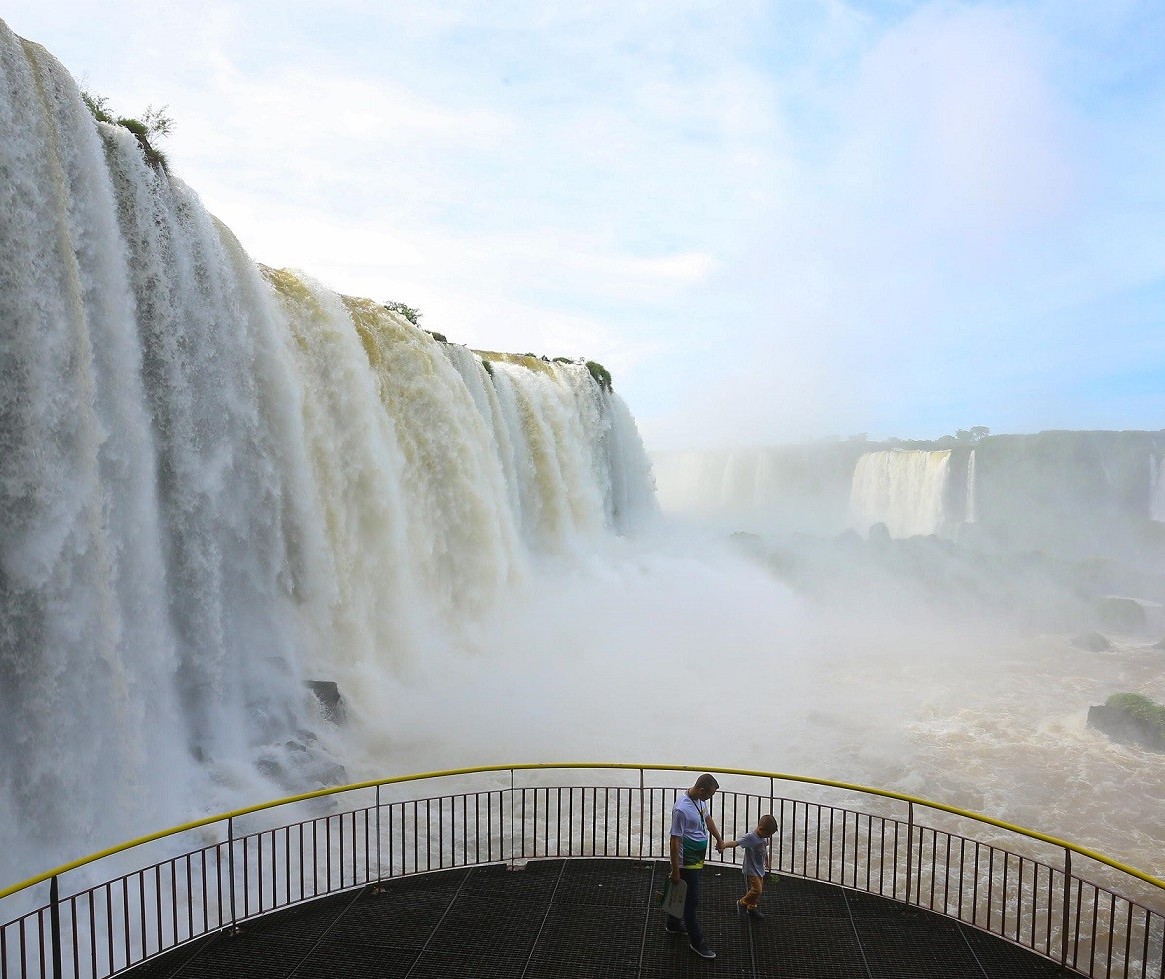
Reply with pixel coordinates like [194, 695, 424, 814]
[305, 680, 348, 725]
[1096, 596, 1147, 633]
[1087, 705, 1165, 752]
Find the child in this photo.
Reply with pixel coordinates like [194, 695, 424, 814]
[719, 813, 777, 918]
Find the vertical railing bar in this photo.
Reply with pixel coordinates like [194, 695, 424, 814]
[1123, 900, 1134, 979]
[461, 793, 468, 868]
[227, 817, 238, 931]
[1088, 883, 1098, 977]
[1106, 891, 1117, 979]
[1138, 906, 1150, 979]
[375, 785, 383, 883]
[865, 813, 872, 893]
[904, 801, 913, 904]
[90, 882, 99, 979]
[639, 771, 647, 860]
[439, 795, 446, 870]
[1001, 849, 1010, 940]
[943, 835, 953, 916]
[48, 877, 61, 979]
[155, 864, 164, 956]
[987, 847, 996, 935]
[843, 807, 851, 888]
[121, 876, 131, 971]
[972, 842, 981, 929]
[68, 894, 80, 979]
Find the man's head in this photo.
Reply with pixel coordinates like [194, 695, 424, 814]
[692, 773, 719, 800]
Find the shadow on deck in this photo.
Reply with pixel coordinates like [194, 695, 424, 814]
[124, 858, 1076, 978]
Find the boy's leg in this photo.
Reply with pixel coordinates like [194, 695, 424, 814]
[740, 874, 763, 909]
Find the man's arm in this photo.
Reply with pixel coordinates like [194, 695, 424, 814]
[705, 812, 724, 851]
[670, 835, 681, 882]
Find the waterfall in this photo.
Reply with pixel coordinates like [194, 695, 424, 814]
[0, 19, 656, 884]
[1151, 456, 1165, 523]
[965, 449, 977, 524]
[849, 450, 952, 538]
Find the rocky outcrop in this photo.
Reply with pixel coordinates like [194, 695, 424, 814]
[1087, 695, 1165, 752]
[305, 680, 348, 725]
[1096, 596, 1147, 633]
[1072, 632, 1111, 652]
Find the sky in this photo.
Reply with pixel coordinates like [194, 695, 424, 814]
[5, 1, 1165, 450]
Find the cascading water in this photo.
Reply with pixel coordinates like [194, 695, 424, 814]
[1151, 456, 1165, 523]
[964, 449, 977, 524]
[848, 449, 952, 538]
[0, 20, 656, 886]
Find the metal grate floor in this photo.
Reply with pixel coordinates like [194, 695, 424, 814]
[124, 859, 1077, 978]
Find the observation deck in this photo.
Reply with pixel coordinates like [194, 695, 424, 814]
[120, 857, 1071, 979]
[3, 764, 1162, 979]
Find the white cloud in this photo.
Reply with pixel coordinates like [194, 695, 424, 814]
[4, 0, 1164, 448]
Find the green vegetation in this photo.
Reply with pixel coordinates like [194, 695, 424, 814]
[480, 358, 494, 377]
[426, 330, 447, 343]
[1105, 693, 1165, 736]
[81, 91, 172, 172]
[381, 301, 422, 326]
[586, 360, 612, 392]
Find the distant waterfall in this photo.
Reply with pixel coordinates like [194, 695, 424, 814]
[965, 450, 977, 524]
[1152, 456, 1165, 522]
[0, 20, 656, 883]
[849, 450, 952, 538]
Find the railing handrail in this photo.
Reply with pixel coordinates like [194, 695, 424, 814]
[3, 761, 1163, 901]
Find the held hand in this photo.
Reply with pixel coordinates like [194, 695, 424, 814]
[715, 840, 725, 853]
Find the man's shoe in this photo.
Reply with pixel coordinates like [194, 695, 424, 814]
[665, 922, 687, 934]
[690, 943, 716, 959]
[747, 908, 765, 919]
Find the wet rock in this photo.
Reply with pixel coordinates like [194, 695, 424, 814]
[1096, 596, 1146, 633]
[1087, 704, 1165, 752]
[305, 680, 347, 725]
[1071, 631, 1111, 652]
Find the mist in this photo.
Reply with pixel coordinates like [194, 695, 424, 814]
[630, 439, 1165, 881]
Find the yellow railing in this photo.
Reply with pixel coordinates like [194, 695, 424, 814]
[2, 763, 1163, 979]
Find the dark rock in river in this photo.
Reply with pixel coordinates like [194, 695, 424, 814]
[1087, 704, 1165, 752]
[1071, 631, 1111, 652]
[1096, 596, 1147, 633]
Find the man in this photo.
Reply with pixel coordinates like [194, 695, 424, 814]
[666, 773, 724, 959]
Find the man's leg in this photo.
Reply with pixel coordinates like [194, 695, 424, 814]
[681, 867, 703, 948]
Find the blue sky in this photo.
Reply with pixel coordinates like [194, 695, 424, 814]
[5, 1, 1164, 449]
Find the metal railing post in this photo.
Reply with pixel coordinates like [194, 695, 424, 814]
[1060, 848, 1072, 968]
[904, 801, 915, 905]
[638, 768, 645, 860]
[508, 769, 516, 869]
[227, 817, 238, 931]
[375, 785, 382, 882]
[48, 876, 61, 979]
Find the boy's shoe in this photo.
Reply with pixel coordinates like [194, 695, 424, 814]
[747, 908, 765, 919]
[690, 943, 716, 959]
[665, 921, 687, 934]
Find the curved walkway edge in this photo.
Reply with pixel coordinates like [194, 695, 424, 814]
[122, 858, 1077, 979]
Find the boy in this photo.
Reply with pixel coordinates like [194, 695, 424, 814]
[719, 813, 777, 918]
